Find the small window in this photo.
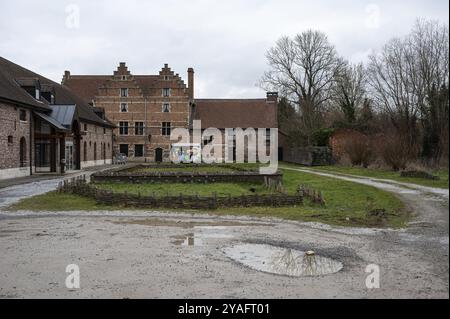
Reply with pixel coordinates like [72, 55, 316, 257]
[120, 103, 128, 112]
[103, 127, 106, 134]
[162, 88, 170, 97]
[135, 122, 144, 136]
[121, 75, 127, 81]
[162, 122, 171, 136]
[134, 144, 144, 157]
[119, 121, 129, 135]
[7, 136, 13, 144]
[162, 103, 170, 113]
[120, 88, 128, 97]
[164, 75, 170, 81]
[84, 123, 88, 131]
[119, 144, 129, 156]
[19, 109, 27, 121]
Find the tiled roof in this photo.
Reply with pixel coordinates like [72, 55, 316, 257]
[62, 74, 161, 103]
[193, 99, 277, 129]
[0, 57, 114, 127]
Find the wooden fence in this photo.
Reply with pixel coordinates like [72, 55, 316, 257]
[58, 176, 306, 209]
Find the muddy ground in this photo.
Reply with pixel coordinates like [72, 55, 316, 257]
[0, 168, 448, 298]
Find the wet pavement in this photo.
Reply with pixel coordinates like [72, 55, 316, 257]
[0, 168, 448, 298]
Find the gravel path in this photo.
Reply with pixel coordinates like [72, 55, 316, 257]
[0, 168, 448, 298]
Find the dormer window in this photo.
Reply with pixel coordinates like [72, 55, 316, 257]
[120, 88, 128, 97]
[35, 88, 40, 99]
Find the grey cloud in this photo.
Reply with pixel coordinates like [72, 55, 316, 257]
[0, 0, 448, 98]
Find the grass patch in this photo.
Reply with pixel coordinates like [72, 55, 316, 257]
[8, 166, 409, 228]
[296, 164, 449, 189]
[127, 165, 238, 173]
[94, 182, 275, 196]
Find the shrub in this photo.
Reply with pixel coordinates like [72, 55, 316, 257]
[379, 134, 419, 171]
[342, 135, 374, 168]
[312, 128, 335, 146]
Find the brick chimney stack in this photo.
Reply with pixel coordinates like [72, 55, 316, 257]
[62, 70, 71, 84]
[266, 92, 278, 104]
[187, 68, 194, 99]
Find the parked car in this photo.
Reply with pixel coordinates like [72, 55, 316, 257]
[114, 153, 128, 165]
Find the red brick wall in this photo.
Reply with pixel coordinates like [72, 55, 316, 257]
[93, 65, 190, 161]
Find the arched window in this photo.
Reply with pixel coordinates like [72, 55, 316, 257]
[83, 141, 87, 161]
[94, 142, 97, 161]
[19, 137, 26, 167]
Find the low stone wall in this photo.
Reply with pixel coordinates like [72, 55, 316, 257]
[58, 178, 303, 210]
[400, 170, 440, 180]
[91, 164, 283, 184]
[283, 147, 332, 166]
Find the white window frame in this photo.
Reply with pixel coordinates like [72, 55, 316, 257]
[162, 88, 171, 97]
[162, 103, 170, 113]
[134, 122, 145, 136]
[119, 121, 129, 135]
[120, 88, 128, 97]
[120, 102, 128, 112]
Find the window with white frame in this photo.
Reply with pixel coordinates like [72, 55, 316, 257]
[120, 102, 128, 112]
[135, 122, 144, 135]
[119, 121, 129, 135]
[162, 103, 170, 113]
[161, 122, 171, 136]
[162, 88, 170, 97]
[120, 88, 128, 97]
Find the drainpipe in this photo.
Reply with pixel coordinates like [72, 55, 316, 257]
[144, 97, 148, 162]
[29, 111, 33, 176]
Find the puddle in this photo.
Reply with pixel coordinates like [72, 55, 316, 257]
[223, 244, 343, 277]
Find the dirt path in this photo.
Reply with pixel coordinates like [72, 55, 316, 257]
[0, 168, 448, 299]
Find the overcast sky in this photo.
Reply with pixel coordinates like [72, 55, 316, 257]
[0, 0, 448, 98]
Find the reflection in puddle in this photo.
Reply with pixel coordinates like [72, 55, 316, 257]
[223, 244, 343, 277]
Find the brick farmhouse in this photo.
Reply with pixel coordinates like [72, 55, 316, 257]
[62, 62, 279, 163]
[0, 58, 279, 180]
[0, 57, 115, 180]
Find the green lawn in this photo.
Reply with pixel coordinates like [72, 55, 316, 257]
[127, 165, 238, 174]
[292, 164, 449, 189]
[8, 166, 408, 228]
[94, 182, 275, 196]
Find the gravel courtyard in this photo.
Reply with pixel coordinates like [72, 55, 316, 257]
[0, 169, 448, 299]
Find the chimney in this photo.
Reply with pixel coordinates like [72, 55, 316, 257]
[266, 92, 278, 104]
[187, 67, 194, 99]
[62, 70, 70, 83]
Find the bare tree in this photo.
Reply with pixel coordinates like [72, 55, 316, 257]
[260, 30, 344, 144]
[367, 19, 449, 160]
[332, 62, 367, 124]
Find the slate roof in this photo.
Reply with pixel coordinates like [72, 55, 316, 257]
[0, 56, 114, 128]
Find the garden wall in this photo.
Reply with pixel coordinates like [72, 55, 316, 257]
[91, 165, 283, 184]
[283, 147, 332, 166]
[58, 179, 303, 209]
